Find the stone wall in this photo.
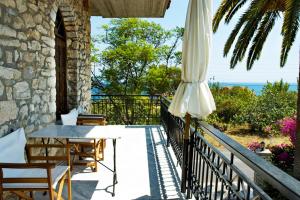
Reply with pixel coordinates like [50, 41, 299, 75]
[0, 0, 91, 136]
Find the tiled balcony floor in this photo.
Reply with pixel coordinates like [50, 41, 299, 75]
[36, 125, 185, 200]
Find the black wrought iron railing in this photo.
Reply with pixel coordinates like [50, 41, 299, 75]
[90, 94, 300, 199]
[161, 96, 300, 200]
[91, 95, 161, 125]
[161, 97, 184, 166]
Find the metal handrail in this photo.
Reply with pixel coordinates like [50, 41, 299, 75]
[199, 121, 300, 200]
[91, 94, 161, 125]
[92, 94, 161, 97]
[161, 96, 300, 200]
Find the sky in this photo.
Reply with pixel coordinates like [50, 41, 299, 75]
[91, 0, 300, 83]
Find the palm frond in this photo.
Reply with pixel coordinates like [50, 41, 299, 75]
[224, 0, 262, 59]
[247, 12, 278, 70]
[213, 0, 242, 33]
[225, 0, 249, 23]
[223, 13, 248, 57]
[230, 14, 262, 68]
[281, 0, 300, 67]
[214, 0, 299, 70]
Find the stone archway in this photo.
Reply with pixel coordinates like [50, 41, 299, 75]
[55, 9, 68, 119]
[59, 4, 80, 110]
[51, 2, 80, 114]
[49, 0, 91, 117]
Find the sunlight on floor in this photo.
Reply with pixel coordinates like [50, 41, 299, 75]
[35, 125, 184, 200]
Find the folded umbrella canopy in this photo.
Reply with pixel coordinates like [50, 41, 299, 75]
[168, 0, 216, 193]
[168, 0, 215, 119]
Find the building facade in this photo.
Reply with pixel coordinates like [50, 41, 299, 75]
[0, 0, 171, 136]
[0, 0, 91, 135]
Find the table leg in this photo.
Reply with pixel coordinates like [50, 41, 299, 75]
[112, 139, 117, 197]
[42, 138, 50, 163]
[42, 138, 50, 196]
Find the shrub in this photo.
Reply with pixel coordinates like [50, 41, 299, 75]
[262, 125, 280, 135]
[270, 144, 295, 171]
[209, 86, 256, 125]
[248, 141, 263, 152]
[278, 117, 296, 146]
[237, 81, 296, 133]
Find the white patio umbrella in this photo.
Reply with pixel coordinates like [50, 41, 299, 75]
[168, 0, 216, 192]
[168, 0, 215, 119]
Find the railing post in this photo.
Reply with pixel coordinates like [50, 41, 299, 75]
[161, 97, 170, 147]
[181, 113, 191, 193]
[166, 110, 171, 147]
[187, 131, 194, 199]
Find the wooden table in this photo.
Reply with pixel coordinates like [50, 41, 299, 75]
[29, 125, 122, 196]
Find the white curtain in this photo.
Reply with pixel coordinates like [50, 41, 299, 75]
[168, 0, 216, 118]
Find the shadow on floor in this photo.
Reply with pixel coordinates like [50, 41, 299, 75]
[35, 125, 184, 200]
[34, 180, 98, 200]
[126, 125, 184, 199]
[62, 180, 98, 200]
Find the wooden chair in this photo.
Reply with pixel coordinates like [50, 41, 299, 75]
[61, 111, 107, 172]
[77, 114, 107, 160]
[70, 115, 107, 172]
[0, 128, 72, 200]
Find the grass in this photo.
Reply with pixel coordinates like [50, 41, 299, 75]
[204, 124, 291, 149]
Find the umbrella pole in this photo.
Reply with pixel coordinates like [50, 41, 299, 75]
[181, 113, 191, 193]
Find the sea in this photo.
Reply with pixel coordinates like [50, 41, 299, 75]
[218, 82, 297, 95]
[92, 83, 298, 96]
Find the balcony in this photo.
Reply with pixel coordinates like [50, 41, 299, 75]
[30, 125, 182, 199]
[8, 95, 300, 200]
[89, 95, 300, 199]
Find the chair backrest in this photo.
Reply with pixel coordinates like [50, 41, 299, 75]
[0, 128, 26, 163]
[77, 116, 107, 126]
[61, 108, 78, 125]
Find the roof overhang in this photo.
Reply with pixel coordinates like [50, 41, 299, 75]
[89, 0, 171, 18]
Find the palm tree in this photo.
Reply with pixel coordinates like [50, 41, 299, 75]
[213, 0, 300, 179]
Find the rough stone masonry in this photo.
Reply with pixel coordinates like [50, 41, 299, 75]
[0, 0, 91, 136]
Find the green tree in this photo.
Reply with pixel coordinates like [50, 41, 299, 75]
[144, 65, 181, 95]
[238, 81, 296, 132]
[210, 86, 256, 124]
[213, 0, 300, 178]
[95, 18, 183, 95]
[91, 19, 183, 125]
[91, 42, 100, 63]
